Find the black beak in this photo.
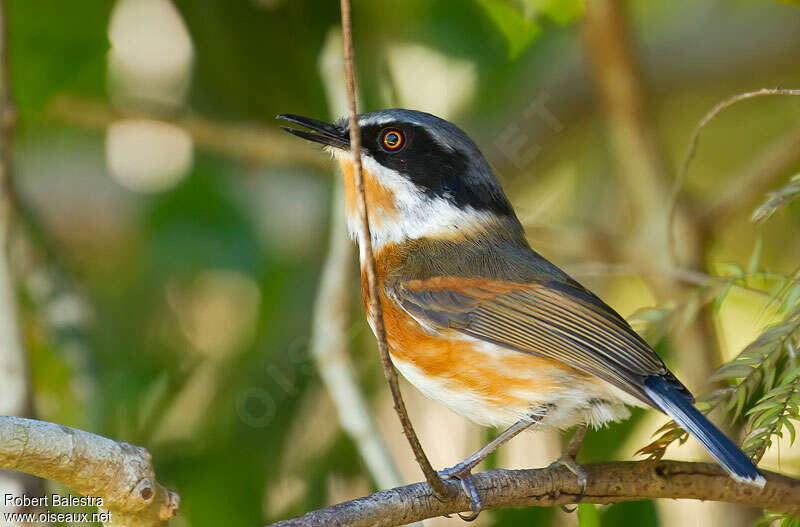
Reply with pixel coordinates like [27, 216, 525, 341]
[277, 114, 350, 150]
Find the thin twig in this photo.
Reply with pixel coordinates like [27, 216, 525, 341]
[338, 0, 450, 500]
[667, 88, 800, 265]
[268, 461, 800, 527]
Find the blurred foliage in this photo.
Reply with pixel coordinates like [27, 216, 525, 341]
[4, 0, 800, 526]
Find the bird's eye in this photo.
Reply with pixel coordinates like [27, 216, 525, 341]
[380, 129, 405, 151]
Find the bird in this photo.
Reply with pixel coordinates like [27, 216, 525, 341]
[277, 108, 765, 519]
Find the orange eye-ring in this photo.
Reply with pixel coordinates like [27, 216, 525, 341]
[381, 129, 404, 151]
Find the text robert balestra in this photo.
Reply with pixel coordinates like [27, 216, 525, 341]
[4, 493, 104, 507]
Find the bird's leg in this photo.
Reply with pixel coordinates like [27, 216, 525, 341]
[440, 416, 540, 521]
[549, 424, 588, 512]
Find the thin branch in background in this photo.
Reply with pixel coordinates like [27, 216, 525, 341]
[338, 0, 450, 500]
[0, 416, 179, 527]
[267, 461, 800, 527]
[667, 88, 800, 265]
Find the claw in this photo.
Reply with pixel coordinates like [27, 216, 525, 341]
[549, 455, 588, 513]
[439, 465, 483, 521]
[456, 476, 482, 521]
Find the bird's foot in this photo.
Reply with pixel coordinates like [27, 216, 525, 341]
[548, 455, 588, 513]
[439, 463, 482, 522]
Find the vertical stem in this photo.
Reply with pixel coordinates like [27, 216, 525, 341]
[338, 0, 451, 500]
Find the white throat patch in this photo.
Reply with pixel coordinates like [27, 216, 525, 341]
[331, 149, 499, 252]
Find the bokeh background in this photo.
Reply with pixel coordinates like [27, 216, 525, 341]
[1, 0, 799, 526]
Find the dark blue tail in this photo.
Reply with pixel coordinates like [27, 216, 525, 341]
[644, 375, 765, 487]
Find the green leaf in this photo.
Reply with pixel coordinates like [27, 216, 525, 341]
[708, 363, 753, 383]
[763, 364, 778, 393]
[473, 0, 542, 60]
[735, 386, 748, 416]
[784, 418, 796, 444]
[750, 405, 782, 428]
[779, 366, 800, 383]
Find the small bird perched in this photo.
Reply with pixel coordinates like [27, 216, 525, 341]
[278, 109, 764, 518]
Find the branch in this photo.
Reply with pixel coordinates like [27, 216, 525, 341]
[269, 461, 800, 527]
[0, 416, 179, 526]
[338, 0, 450, 500]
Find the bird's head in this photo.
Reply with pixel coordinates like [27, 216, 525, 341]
[278, 109, 522, 251]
